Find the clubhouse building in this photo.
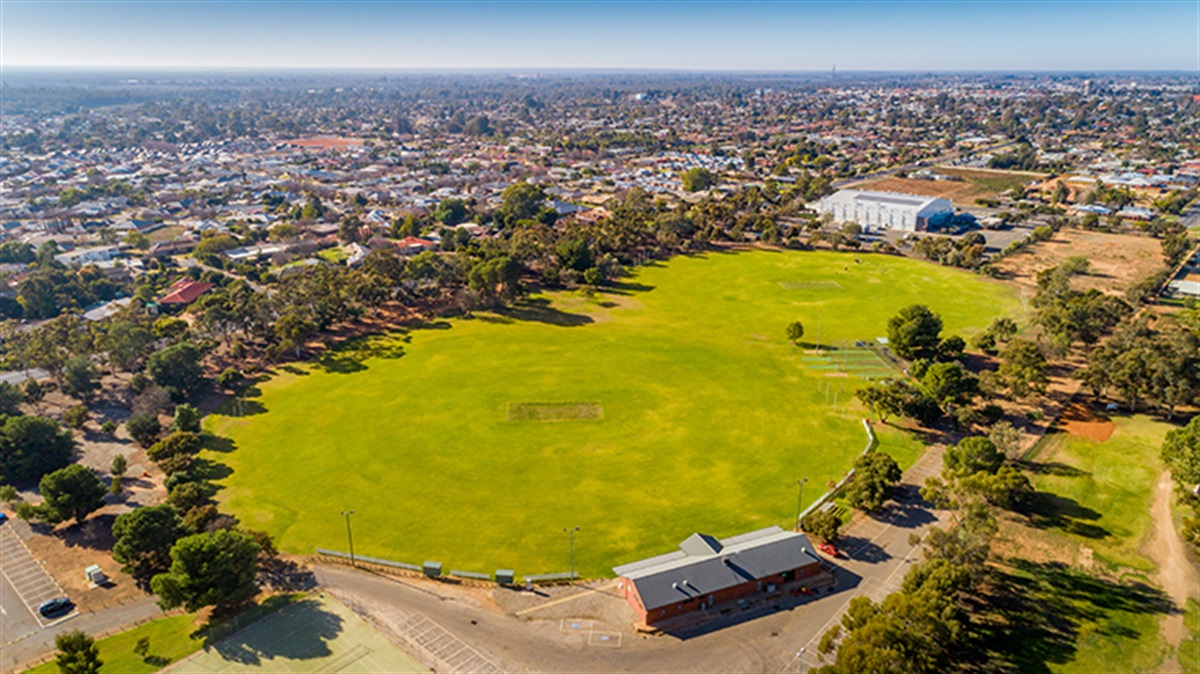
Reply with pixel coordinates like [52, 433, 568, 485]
[613, 526, 825, 626]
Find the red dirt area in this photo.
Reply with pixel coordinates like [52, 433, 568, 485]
[282, 137, 364, 150]
[1056, 403, 1116, 442]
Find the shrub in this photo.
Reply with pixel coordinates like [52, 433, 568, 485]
[63, 404, 89, 430]
[126, 412, 161, 448]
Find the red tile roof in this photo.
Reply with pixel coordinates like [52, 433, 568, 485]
[159, 279, 214, 305]
[397, 237, 435, 248]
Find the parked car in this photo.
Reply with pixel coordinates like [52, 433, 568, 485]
[817, 542, 839, 557]
[37, 597, 73, 619]
[0, 512, 8, 524]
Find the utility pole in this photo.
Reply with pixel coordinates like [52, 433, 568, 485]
[341, 509, 356, 566]
[795, 478, 808, 531]
[564, 526, 580, 578]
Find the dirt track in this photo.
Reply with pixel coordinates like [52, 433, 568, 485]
[1147, 471, 1199, 652]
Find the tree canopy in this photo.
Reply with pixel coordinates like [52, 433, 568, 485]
[113, 505, 187, 584]
[39, 464, 107, 525]
[151, 529, 260, 612]
[0, 414, 75, 483]
[886, 304, 944, 360]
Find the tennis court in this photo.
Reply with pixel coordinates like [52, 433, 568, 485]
[174, 595, 427, 674]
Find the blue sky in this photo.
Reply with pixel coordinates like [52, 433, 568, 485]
[2, 1, 1196, 71]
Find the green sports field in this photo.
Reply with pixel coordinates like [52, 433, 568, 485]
[206, 250, 1023, 578]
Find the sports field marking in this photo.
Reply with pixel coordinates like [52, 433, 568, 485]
[507, 401, 603, 422]
[778, 280, 843, 290]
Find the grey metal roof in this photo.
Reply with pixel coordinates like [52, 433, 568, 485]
[613, 526, 822, 611]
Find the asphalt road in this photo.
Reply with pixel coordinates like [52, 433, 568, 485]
[2, 595, 161, 673]
[316, 441, 951, 673]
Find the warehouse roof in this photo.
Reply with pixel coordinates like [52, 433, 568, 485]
[613, 526, 822, 611]
[820, 189, 952, 211]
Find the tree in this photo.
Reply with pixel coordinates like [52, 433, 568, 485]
[494, 182, 548, 227]
[1161, 416, 1200, 489]
[274, 309, 316, 359]
[845, 451, 902, 512]
[54, 630, 102, 674]
[151, 529, 260, 611]
[112, 505, 186, 584]
[988, 420, 1022, 458]
[167, 481, 211, 512]
[63, 404, 89, 429]
[998, 339, 1049, 398]
[468, 256, 521, 307]
[338, 215, 363, 244]
[786, 321, 805, 345]
[680, 168, 717, 192]
[801, 508, 842, 542]
[147, 343, 206, 400]
[126, 412, 162, 448]
[147, 432, 203, 463]
[0, 381, 24, 415]
[0, 415, 75, 483]
[886, 305, 943, 360]
[133, 636, 151, 659]
[39, 464, 106, 525]
[920, 362, 977, 408]
[433, 198, 468, 226]
[943, 436, 1003, 475]
[170, 404, 201, 433]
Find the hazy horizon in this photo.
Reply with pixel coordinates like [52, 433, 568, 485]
[2, 1, 1196, 72]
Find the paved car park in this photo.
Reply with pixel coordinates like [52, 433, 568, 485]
[0, 523, 75, 641]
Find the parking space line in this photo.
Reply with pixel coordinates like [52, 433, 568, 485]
[0, 525, 68, 628]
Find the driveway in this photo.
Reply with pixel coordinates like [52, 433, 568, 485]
[316, 439, 952, 673]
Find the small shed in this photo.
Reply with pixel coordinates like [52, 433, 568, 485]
[495, 569, 515, 585]
[84, 565, 108, 586]
[423, 561, 442, 578]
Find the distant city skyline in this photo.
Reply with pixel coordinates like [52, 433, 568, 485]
[1, 1, 1196, 72]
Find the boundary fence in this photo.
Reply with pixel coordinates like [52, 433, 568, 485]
[314, 548, 575, 587]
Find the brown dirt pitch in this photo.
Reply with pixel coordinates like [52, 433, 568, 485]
[282, 137, 364, 150]
[993, 228, 1165, 297]
[1056, 403, 1116, 442]
[851, 167, 1044, 203]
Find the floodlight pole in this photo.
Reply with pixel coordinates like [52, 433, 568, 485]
[564, 526, 580, 578]
[341, 509, 356, 566]
[797, 647, 807, 673]
[795, 478, 808, 531]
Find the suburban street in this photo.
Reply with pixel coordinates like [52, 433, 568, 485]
[316, 439, 950, 673]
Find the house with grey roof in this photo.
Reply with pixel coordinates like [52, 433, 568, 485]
[613, 526, 824, 625]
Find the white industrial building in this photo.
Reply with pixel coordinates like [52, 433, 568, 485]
[816, 190, 954, 232]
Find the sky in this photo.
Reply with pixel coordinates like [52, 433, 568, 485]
[1, 1, 1196, 72]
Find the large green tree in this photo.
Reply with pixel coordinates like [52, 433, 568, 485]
[54, 630, 103, 674]
[845, 451, 902, 513]
[886, 304, 944, 360]
[151, 529, 260, 611]
[39, 464, 107, 525]
[0, 415, 75, 482]
[997, 339, 1049, 398]
[943, 436, 1003, 475]
[147, 342, 206, 400]
[112, 505, 187, 584]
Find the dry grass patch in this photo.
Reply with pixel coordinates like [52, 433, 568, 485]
[993, 228, 1165, 297]
[507, 402, 603, 422]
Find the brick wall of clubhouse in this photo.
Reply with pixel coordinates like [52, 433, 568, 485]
[618, 562, 823, 624]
